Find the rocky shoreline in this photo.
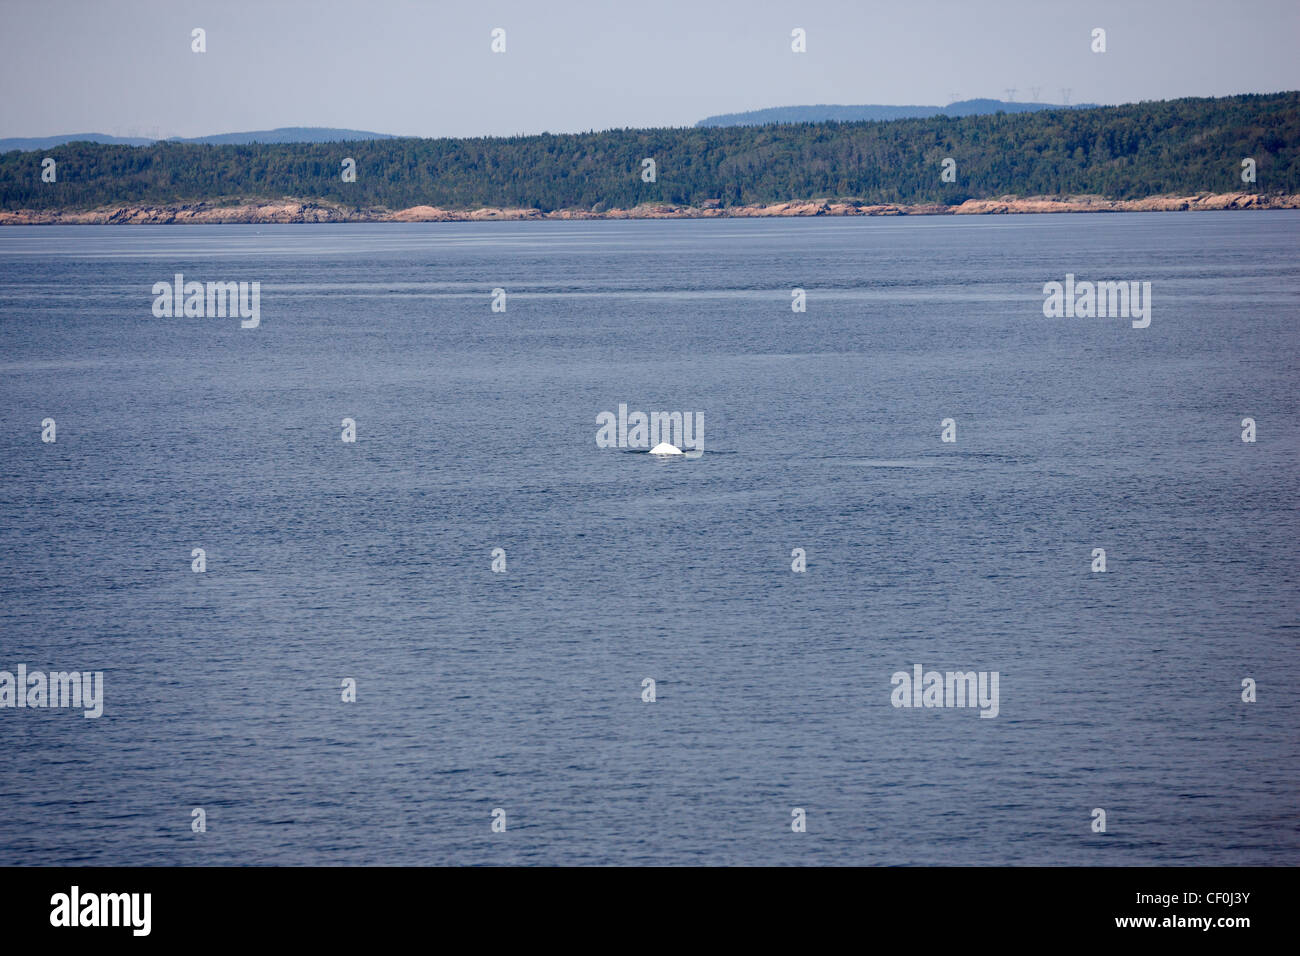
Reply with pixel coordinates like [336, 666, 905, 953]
[1, 192, 1296, 225]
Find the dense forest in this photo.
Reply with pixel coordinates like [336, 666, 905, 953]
[2, 93, 1295, 212]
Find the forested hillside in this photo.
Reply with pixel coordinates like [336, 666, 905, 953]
[2, 93, 1295, 212]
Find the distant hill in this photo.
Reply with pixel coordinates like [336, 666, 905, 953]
[0, 133, 158, 151]
[0, 127, 400, 153]
[697, 98, 1098, 127]
[174, 127, 400, 146]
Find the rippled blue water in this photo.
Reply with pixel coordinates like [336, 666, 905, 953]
[0, 213, 1296, 865]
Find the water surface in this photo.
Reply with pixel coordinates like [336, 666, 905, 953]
[0, 213, 1296, 865]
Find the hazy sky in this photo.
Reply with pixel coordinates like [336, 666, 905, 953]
[2, 0, 1297, 139]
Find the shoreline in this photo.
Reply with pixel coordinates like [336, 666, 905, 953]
[1, 192, 1296, 225]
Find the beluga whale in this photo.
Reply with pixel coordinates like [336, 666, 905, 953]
[649, 442, 683, 456]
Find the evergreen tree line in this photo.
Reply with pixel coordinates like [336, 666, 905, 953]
[1, 93, 1295, 212]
